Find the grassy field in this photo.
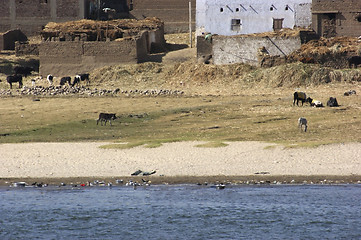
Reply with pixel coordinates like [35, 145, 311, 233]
[1, 84, 360, 147]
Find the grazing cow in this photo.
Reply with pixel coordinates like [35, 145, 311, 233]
[327, 97, 339, 107]
[293, 92, 307, 106]
[74, 73, 90, 86]
[347, 56, 361, 68]
[97, 113, 117, 126]
[6, 75, 23, 89]
[14, 66, 34, 77]
[306, 97, 323, 107]
[298, 117, 307, 132]
[47, 74, 54, 85]
[60, 76, 71, 86]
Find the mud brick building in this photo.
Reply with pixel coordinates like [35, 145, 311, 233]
[312, 0, 361, 37]
[0, 0, 194, 36]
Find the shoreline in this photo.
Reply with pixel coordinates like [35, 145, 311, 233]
[1, 175, 361, 187]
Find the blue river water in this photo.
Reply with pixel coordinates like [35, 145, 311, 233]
[0, 184, 360, 240]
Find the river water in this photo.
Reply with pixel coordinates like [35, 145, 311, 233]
[1, 184, 360, 240]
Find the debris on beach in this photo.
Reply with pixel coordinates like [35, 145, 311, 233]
[131, 170, 143, 176]
[131, 169, 157, 176]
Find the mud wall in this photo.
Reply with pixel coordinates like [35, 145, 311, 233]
[312, 0, 361, 37]
[39, 37, 147, 77]
[211, 35, 302, 66]
[130, 0, 196, 33]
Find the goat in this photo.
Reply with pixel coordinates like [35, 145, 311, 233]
[293, 92, 307, 106]
[298, 117, 307, 132]
[6, 75, 23, 89]
[306, 97, 323, 107]
[47, 74, 54, 85]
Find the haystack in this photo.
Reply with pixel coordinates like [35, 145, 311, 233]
[41, 18, 164, 41]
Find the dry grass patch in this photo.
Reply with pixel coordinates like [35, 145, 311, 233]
[1, 83, 360, 147]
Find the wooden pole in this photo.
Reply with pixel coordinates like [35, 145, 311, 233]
[189, 1, 192, 48]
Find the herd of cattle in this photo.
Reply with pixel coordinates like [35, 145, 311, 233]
[293, 91, 344, 132]
[4, 66, 90, 89]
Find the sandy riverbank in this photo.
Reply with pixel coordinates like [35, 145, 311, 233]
[1, 141, 361, 185]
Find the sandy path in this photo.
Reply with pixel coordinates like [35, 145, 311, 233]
[1, 141, 360, 179]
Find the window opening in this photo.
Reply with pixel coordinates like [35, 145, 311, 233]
[231, 19, 241, 31]
[273, 18, 284, 31]
[236, 8, 239, 12]
[220, 8, 224, 12]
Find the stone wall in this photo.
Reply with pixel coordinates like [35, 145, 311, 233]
[130, 0, 196, 33]
[312, 0, 361, 37]
[39, 36, 147, 77]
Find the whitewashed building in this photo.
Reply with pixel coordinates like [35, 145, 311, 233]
[196, 0, 312, 37]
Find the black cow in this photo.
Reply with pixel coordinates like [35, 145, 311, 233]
[97, 113, 117, 126]
[14, 66, 34, 77]
[73, 73, 90, 86]
[348, 56, 361, 68]
[6, 75, 23, 89]
[60, 76, 71, 86]
[293, 92, 307, 106]
[327, 97, 339, 107]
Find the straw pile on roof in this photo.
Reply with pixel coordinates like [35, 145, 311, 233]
[41, 17, 164, 41]
[215, 28, 315, 39]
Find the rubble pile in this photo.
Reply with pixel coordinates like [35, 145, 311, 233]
[0, 85, 184, 97]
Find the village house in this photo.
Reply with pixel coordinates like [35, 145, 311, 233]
[39, 18, 167, 77]
[196, 0, 312, 37]
[312, 0, 361, 37]
[196, 0, 317, 66]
